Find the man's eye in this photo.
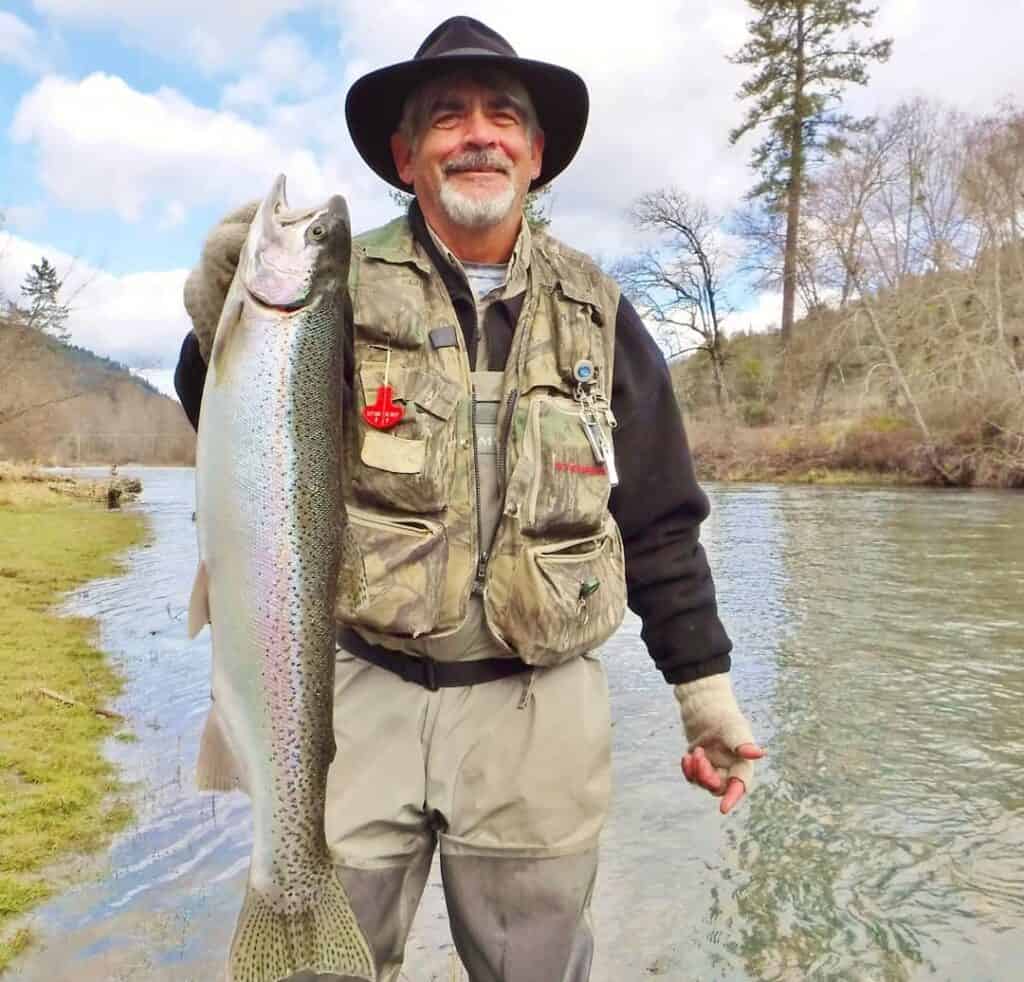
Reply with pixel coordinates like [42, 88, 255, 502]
[433, 113, 459, 129]
[493, 112, 519, 125]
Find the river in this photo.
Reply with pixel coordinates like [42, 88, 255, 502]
[7, 468, 1024, 981]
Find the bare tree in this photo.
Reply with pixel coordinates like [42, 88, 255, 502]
[962, 105, 1024, 394]
[615, 189, 732, 410]
[801, 97, 1024, 482]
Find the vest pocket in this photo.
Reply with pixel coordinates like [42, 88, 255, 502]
[352, 363, 460, 513]
[484, 518, 627, 667]
[506, 396, 612, 536]
[336, 506, 448, 637]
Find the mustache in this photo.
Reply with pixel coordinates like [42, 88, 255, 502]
[443, 150, 512, 175]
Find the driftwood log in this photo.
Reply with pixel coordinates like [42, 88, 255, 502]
[37, 686, 124, 721]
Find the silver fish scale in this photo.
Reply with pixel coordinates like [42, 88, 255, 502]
[199, 294, 342, 900]
[262, 299, 343, 909]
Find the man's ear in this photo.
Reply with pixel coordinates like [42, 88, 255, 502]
[530, 129, 545, 181]
[391, 132, 415, 186]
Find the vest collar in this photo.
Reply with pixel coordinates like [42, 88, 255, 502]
[365, 200, 533, 292]
[359, 210, 434, 275]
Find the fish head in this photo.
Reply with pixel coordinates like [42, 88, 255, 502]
[243, 174, 351, 311]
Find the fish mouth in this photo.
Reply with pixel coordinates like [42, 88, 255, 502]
[244, 284, 307, 314]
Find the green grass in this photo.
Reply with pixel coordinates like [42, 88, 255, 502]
[0, 472, 146, 970]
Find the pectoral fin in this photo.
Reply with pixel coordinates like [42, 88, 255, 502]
[210, 295, 244, 380]
[187, 560, 210, 639]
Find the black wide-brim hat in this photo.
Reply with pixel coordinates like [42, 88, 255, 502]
[345, 16, 589, 192]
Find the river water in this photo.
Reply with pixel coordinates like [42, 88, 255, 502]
[7, 468, 1024, 982]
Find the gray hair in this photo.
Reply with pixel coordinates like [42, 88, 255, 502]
[397, 68, 542, 150]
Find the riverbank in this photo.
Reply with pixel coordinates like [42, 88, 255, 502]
[0, 467, 146, 969]
[689, 417, 1024, 488]
[3, 470, 1022, 981]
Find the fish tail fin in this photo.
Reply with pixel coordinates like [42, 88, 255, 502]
[196, 703, 246, 793]
[227, 868, 376, 982]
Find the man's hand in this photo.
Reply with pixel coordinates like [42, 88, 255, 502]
[674, 673, 765, 816]
[183, 201, 259, 361]
[681, 743, 765, 814]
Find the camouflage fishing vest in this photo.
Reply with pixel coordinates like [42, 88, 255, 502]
[335, 215, 627, 668]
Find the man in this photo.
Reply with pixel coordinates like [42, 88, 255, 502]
[175, 16, 763, 982]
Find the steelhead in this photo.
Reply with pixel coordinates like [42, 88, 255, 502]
[187, 175, 375, 982]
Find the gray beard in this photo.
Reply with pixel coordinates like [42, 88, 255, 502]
[439, 180, 517, 229]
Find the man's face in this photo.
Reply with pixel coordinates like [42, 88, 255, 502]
[391, 79, 544, 231]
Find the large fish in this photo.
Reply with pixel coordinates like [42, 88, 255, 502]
[188, 174, 375, 982]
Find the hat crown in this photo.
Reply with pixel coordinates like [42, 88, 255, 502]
[414, 16, 518, 61]
[346, 16, 587, 192]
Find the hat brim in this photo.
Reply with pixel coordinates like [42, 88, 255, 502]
[345, 54, 589, 193]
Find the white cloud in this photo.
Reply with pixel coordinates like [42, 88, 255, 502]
[31, 0, 315, 72]
[0, 12, 48, 73]
[331, 0, 754, 219]
[10, 73, 353, 223]
[849, 0, 1024, 116]
[1, 203, 47, 232]
[729, 291, 784, 336]
[222, 33, 329, 111]
[326, 0, 1024, 240]
[1, 231, 191, 369]
[10, 0, 1024, 282]
[159, 201, 187, 229]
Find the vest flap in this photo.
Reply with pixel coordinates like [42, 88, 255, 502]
[359, 363, 461, 421]
[360, 428, 427, 474]
[555, 278, 606, 326]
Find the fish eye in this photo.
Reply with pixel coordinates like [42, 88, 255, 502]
[310, 224, 326, 240]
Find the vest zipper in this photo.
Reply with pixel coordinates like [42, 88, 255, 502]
[471, 383, 487, 594]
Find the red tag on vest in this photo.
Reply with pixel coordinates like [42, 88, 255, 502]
[362, 385, 405, 430]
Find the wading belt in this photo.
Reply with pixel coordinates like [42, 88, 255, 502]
[337, 627, 532, 691]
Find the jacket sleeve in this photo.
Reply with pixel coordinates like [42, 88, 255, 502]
[608, 295, 732, 684]
[174, 332, 207, 431]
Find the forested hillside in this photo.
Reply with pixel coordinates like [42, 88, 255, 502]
[0, 316, 194, 465]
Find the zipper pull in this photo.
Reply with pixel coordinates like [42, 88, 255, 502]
[473, 552, 488, 594]
[581, 415, 606, 464]
[601, 429, 620, 487]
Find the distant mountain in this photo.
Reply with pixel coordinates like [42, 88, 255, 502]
[0, 316, 195, 465]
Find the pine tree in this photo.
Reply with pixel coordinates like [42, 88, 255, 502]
[729, 0, 891, 345]
[20, 257, 71, 342]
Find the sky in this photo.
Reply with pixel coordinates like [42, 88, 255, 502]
[1, 0, 1023, 397]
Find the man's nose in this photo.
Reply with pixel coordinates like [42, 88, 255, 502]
[461, 107, 500, 147]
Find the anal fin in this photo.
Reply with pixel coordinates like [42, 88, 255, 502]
[196, 703, 247, 794]
[187, 560, 210, 639]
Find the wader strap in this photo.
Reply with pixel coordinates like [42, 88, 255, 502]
[337, 628, 532, 691]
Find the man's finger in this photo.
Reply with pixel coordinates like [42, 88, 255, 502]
[720, 777, 746, 815]
[736, 743, 766, 759]
[696, 753, 723, 793]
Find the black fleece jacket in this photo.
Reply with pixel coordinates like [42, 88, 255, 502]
[174, 206, 732, 684]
